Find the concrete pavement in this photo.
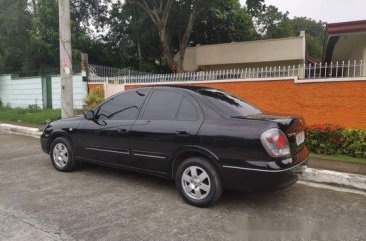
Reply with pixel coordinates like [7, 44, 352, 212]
[0, 131, 365, 241]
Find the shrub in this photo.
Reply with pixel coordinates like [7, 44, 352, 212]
[84, 87, 104, 110]
[306, 124, 343, 155]
[341, 128, 366, 158]
[0, 99, 2, 108]
[306, 124, 366, 158]
[28, 104, 41, 111]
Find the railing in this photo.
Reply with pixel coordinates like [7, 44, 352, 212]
[88, 64, 148, 83]
[304, 60, 365, 79]
[88, 60, 365, 84]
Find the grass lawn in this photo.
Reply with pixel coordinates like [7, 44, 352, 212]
[0, 107, 61, 125]
[310, 152, 366, 165]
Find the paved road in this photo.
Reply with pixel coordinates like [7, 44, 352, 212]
[0, 131, 365, 241]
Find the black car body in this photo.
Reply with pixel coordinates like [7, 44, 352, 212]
[41, 86, 309, 207]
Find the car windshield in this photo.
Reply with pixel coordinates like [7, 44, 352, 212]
[198, 89, 262, 117]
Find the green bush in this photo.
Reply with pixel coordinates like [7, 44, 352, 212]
[306, 124, 366, 158]
[84, 87, 104, 110]
[28, 104, 41, 110]
[341, 128, 366, 158]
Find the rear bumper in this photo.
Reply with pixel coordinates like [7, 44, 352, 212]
[221, 147, 309, 191]
[221, 168, 301, 191]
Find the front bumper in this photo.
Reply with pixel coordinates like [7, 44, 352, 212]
[40, 133, 50, 154]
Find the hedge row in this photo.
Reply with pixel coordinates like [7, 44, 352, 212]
[306, 124, 366, 158]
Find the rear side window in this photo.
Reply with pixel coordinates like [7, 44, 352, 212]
[198, 89, 262, 117]
[177, 97, 198, 120]
[97, 89, 149, 120]
[143, 90, 183, 120]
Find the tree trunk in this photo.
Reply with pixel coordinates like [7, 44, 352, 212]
[178, 46, 185, 73]
[177, 1, 201, 73]
[159, 27, 177, 72]
[137, 39, 143, 72]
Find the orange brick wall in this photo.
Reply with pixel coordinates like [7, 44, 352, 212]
[124, 79, 366, 128]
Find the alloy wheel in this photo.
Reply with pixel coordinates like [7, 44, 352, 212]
[53, 143, 69, 168]
[181, 166, 211, 200]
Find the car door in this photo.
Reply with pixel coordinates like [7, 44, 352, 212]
[130, 88, 204, 174]
[75, 88, 151, 166]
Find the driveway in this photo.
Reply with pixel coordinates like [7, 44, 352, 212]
[0, 131, 365, 241]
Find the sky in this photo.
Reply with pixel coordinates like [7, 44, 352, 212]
[240, 0, 366, 23]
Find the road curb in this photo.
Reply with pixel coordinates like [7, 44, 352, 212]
[300, 167, 366, 192]
[0, 123, 42, 138]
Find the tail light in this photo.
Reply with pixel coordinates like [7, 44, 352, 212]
[260, 128, 290, 157]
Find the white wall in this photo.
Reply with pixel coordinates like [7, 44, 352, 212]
[0, 75, 43, 108]
[0, 74, 87, 109]
[104, 83, 125, 99]
[51, 74, 87, 109]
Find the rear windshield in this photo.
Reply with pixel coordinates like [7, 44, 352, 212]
[198, 89, 262, 117]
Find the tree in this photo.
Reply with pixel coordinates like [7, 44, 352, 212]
[106, 2, 161, 71]
[256, 5, 325, 59]
[127, 0, 205, 72]
[106, 0, 256, 73]
[0, 0, 31, 74]
[25, 0, 114, 73]
[246, 0, 265, 16]
[172, 0, 257, 46]
[289, 17, 325, 59]
[255, 5, 292, 39]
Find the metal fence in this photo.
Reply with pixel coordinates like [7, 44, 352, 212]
[304, 60, 365, 79]
[88, 64, 148, 83]
[88, 60, 365, 84]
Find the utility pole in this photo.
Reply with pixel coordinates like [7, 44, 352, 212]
[59, 0, 74, 118]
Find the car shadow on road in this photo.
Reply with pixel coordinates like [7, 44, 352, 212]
[77, 162, 291, 209]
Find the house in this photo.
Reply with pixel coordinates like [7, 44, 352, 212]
[323, 20, 366, 64]
[175, 32, 307, 72]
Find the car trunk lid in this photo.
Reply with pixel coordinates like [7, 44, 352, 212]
[233, 113, 307, 155]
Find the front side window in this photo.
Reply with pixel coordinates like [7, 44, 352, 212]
[97, 89, 149, 120]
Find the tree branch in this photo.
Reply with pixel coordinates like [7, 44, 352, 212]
[127, 0, 159, 26]
[162, 0, 173, 25]
[128, 0, 202, 72]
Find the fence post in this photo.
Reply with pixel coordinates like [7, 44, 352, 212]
[330, 62, 333, 77]
[324, 63, 327, 78]
[81, 53, 89, 82]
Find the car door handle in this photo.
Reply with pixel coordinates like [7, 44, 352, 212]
[176, 130, 190, 136]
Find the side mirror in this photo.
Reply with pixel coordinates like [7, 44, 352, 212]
[84, 110, 95, 120]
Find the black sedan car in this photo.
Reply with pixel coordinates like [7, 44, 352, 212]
[41, 86, 308, 207]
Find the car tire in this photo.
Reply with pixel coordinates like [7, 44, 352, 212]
[175, 157, 223, 208]
[50, 137, 78, 172]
